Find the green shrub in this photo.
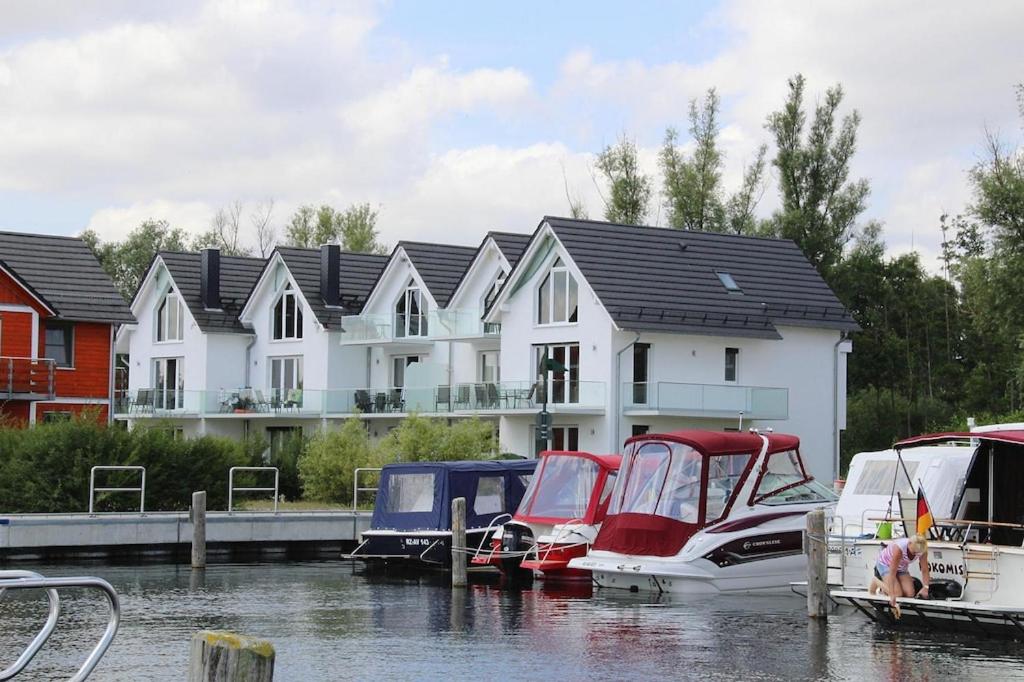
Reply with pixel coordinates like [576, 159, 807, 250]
[298, 418, 378, 504]
[377, 414, 496, 463]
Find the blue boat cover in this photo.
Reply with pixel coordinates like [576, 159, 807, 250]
[370, 460, 536, 531]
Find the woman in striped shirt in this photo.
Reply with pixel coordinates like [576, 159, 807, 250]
[870, 534, 931, 606]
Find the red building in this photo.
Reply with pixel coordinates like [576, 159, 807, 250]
[0, 231, 133, 424]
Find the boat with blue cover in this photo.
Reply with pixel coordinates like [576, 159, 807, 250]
[346, 459, 536, 569]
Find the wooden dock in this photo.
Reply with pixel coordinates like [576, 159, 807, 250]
[0, 511, 372, 562]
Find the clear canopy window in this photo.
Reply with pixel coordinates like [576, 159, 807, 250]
[612, 442, 705, 523]
[473, 476, 505, 515]
[705, 453, 752, 523]
[853, 460, 919, 496]
[519, 456, 600, 519]
[385, 473, 436, 513]
[755, 450, 837, 505]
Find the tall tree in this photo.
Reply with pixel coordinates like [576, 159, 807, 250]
[250, 200, 277, 258]
[969, 84, 1024, 251]
[82, 219, 190, 297]
[284, 203, 387, 254]
[594, 135, 651, 225]
[764, 74, 870, 274]
[661, 88, 768, 234]
[192, 200, 252, 256]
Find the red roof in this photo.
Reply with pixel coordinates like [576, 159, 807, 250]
[537, 450, 621, 470]
[625, 430, 799, 456]
[896, 430, 1024, 448]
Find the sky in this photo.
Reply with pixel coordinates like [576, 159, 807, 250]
[1, 0, 1021, 269]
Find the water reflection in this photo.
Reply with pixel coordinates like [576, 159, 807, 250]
[1, 562, 1023, 681]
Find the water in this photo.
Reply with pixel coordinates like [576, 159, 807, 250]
[2, 561, 1022, 681]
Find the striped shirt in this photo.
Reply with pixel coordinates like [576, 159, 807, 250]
[877, 538, 916, 573]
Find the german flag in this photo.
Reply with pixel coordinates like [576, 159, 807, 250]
[916, 486, 935, 537]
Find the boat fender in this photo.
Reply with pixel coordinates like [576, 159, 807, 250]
[926, 579, 962, 600]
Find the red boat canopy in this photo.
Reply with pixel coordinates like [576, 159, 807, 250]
[895, 430, 1024, 449]
[626, 430, 799, 456]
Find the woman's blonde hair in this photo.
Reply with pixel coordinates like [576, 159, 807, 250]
[908, 534, 928, 554]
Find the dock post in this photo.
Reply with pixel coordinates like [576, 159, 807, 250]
[188, 631, 274, 681]
[806, 507, 828, 619]
[452, 497, 467, 587]
[192, 491, 207, 569]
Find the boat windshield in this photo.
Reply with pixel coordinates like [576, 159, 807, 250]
[755, 450, 837, 506]
[385, 472, 436, 513]
[611, 442, 704, 523]
[518, 455, 600, 519]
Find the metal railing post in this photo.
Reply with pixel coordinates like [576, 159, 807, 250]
[0, 570, 60, 680]
[88, 466, 146, 516]
[352, 467, 383, 511]
[227, 467, 280, 513]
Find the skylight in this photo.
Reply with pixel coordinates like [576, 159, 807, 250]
[716, 271, 742, 293]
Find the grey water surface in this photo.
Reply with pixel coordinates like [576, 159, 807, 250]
[1, 561, 1022, 681]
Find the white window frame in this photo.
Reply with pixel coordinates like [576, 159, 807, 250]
[392, 355, 421, 388]
[395, 280, 427, 338]
[533, 343, 580, 405]
[483, 270, 507, 312]
[536, 257, 578, 326]
[270, 356, 303, 394]
[155, 291, 184, 343]
[272, 285, 303, 341]
[153, 356, 184, 410]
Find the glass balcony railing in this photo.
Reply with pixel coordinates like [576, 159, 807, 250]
[114, 388, 325, 417]
[622, 382, 788, 419]
[428, 309, 500, 339]
[449, 380, 606, 411]
[339, 313, 395, 343]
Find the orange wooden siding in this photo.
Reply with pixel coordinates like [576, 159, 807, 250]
[46, 321, 113, 398]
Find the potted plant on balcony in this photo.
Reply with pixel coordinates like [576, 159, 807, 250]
[232, 395, 256, 413]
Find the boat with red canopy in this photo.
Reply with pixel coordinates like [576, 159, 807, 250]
[569, 429, 836, 593]
[471, 450, 620, 580]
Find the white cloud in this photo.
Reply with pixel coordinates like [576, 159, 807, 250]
[82, 199, 215, 241]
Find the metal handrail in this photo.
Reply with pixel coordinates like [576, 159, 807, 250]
[0, 570, 60, 680]
[89, 466, 146, 515]
[0, 572, 120, 682]
[353, 467, 382, 511]
[228, 466, 279, 513]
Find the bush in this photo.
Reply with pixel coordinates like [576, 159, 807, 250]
[298, 418, 378, 505]
[377, 414, 496, 463]
[0, 417, 250, 513]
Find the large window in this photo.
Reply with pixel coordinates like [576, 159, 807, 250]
[853, 460, 919, 496]
[534, 343, 580, 404]
[156, 292, 183, 342]
[153, 357, 184, 410]
[395, 281, 427, 338]
[270, 356, 303, 404]
[44, 321, 74, 367]
[272, 285, 303, 340]
[754, 450, 837, 505]
[392, 355, 421, 388]
[537, 258, 578, 325]
[385, 472, 436, 513]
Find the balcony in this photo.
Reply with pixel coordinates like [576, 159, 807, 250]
[449, 380, 606, 414]
[429, 309, 500, 340]
[338, 313, 434, 346]
[0, 357, 55, 400]
[114, 388, 324, 418]
[622, 382, 788, 420]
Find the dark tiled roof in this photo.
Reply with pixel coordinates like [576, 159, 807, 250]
[159, 251, 265, 333]
[489, 231, 531, 267]
[545, 216, 859, 339]
[399, 241, 478, 307]
[276, 247, 388, 329]
[0, 231, 133, 324]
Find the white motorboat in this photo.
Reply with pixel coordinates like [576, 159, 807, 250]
[832, 429, 1024, 636]
[569, 430, 837, 594]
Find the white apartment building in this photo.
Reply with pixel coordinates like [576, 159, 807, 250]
[114, 217, 856, 481]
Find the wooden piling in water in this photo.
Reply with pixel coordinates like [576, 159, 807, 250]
[192, 491, 207, 569]
[806, 508, 828, 619]
[452, 497, 467, 587]
[188, 631, 274, 681]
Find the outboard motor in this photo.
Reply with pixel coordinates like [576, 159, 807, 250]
[501, 523, 535, 582]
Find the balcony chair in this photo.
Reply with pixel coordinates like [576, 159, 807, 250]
[374, 392, 387, 413]
[284, 388, 303, 410]
[525, 381, 546, 407]
[435, 385, 451, 412]
[388, 389, 405, 413]
[486, 382, 501, 408]
[473, 383, 488, 409]
[132, 388, 154, 414]
[354, 390, 373, 413]
[254, 390, 270, 412]
[454, 384, 471, 410]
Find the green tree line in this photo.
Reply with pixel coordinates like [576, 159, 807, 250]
[588, 76, 1024, 469]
